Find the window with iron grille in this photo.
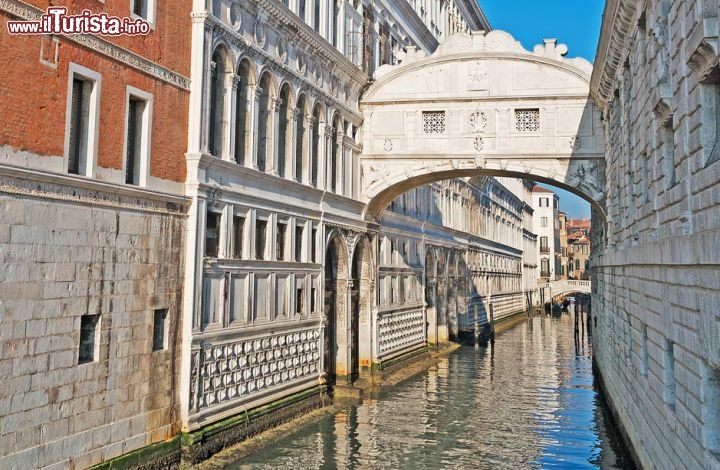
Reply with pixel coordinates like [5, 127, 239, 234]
[515, 108, 540, 132]
[423, 111, 446, 134]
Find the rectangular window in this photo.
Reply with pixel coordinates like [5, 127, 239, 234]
[515, 108, 540, 132]
[205, 211, 219, 258]
[311, 227, 317, 262]
[663, 338, 676, 407]
[125, 98, 143, 184]
[66, 65, 101, 177]
[296, 286, 305, 314]
[662, 120, 676, 189]
[130, 0, 155, 23]
[311, 287, 316, 313]
[276, 221, 287, 261]
[540, 258, 550, 277]
[541, 217, 548, 227]
[78, 314, 100, 364]
[125, 87, 152, 186]
[422, 111, 446, 134]
[256, 219, 267, 260]
[539, 197, 549, 207]
[540, 236, 549, 253]
[295, 225, 304, 262]
[152, 308, 167, 351]
[68, 78, 91, 175]
[232, 215, 244, 259]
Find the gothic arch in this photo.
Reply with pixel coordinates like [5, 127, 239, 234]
[349, 234, 374, 376]
[424, 246, 439, 346]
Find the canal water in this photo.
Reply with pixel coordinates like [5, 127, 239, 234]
[227, 312, 635, 469]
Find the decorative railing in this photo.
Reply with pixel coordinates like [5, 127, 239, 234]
[540, 280, 591, 294]
[377, 308, 425, 357]
[189, 326, 322, 412]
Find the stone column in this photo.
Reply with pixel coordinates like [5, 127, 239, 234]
[325, 125, 335, 191]
[246, 85, 259, 169]
[316, 121, 327, 189]
[225, 75, 240, 162]
[305, 115, 315, 185]
[287, 106, 298, 181]
[336, 131, 345, 195]
[269, 96, 282, 175]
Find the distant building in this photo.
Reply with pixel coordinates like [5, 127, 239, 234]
[558, 212, 568, 279]
[567, 218, 591, 279]
[532, 186, 561, 281]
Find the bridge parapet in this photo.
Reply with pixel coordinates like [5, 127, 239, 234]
[541, 280, 591, 296]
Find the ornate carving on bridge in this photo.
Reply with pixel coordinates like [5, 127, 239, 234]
[570, 135, 582, 150]
[469, 111, 487, 132]
[570, 162, 606, 201]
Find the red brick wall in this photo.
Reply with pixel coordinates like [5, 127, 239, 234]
[0, 0, 191, 183]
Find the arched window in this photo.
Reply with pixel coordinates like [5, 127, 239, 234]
[295, 95, 307, 182]
[234, 60, 252, 165]
[278, 84, 292, 178]
[311, 103, 322, 187]
[256, 73, 272, 172]
[209, 48, 227, 157]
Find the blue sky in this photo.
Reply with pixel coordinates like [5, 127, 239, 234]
[480, 0, 605, 218]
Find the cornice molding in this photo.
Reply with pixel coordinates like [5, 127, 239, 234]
[0, 0, 191, 90]
[590, 0, 639, 109]
[0, 163, 190, 215]
[202, 8, 365, 121]
[257, 0, 369, 86]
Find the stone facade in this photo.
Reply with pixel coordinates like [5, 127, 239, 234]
[0, 170, 188, 469]
[590, 0, 720, 468]
[0, 0, 191, 468]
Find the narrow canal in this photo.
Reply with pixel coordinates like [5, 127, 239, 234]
[227, 312, 635, 469]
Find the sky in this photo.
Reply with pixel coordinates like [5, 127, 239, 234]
[479, 0, 605, 218]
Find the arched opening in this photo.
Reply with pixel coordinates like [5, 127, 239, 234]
[256, 72, 273, 172]
[278, 84, 292, 178]
[424, 247, 438, 346]
[234, 59, 252, 165]
[436, 249, 448, 342]
[209, 47, 228, 157]
[311, 103, 322, 187]
[324, 234, 348, 386]
[447, 251, 459, 341]
[351, 236, 373, 376]
[295, 95, 307, 182]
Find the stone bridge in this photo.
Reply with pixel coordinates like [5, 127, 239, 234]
[542, 280, 592, 298]
[359, 30, 606, 221]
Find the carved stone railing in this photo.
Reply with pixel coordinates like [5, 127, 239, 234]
[376, 307, 426, 357]
[189, 326, 321, 412]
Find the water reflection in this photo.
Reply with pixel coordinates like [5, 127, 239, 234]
[229, 312, 633, 469]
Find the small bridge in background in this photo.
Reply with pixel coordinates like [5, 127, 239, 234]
[542, 280, 592, 298]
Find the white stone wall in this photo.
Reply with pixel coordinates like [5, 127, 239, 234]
[0, 168, 187, 469]
[591, 0, 720, 468]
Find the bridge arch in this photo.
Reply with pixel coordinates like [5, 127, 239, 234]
[359, 30, 606, 221]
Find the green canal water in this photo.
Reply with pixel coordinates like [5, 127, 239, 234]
[226, 312, 635, 469]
